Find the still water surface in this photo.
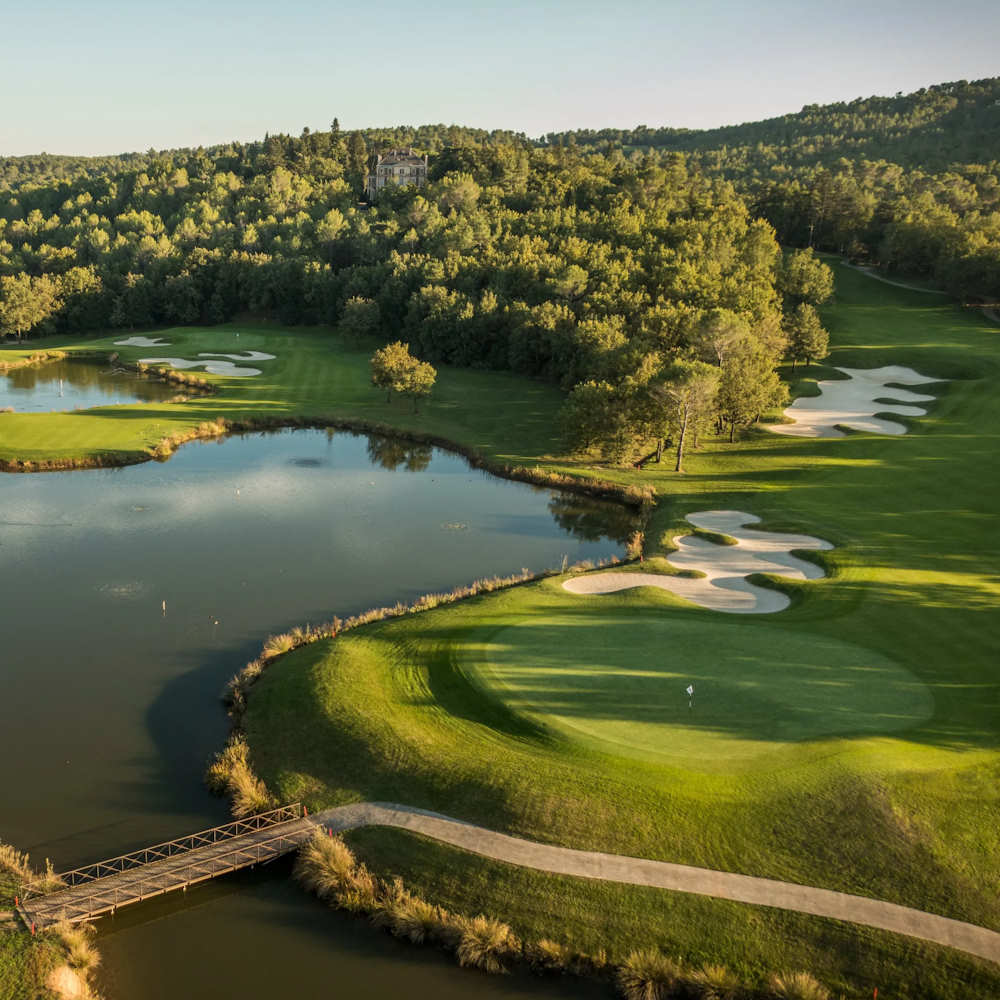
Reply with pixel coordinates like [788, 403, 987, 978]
[1, 357, 178, 411]
[0, 428, 630, 998]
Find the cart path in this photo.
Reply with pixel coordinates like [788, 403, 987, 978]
[311, 802, 1000, 965]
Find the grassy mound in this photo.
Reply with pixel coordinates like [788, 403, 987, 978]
[475, 611, 933, 763]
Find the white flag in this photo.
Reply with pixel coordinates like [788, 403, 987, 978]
[686, 685, 694, 696]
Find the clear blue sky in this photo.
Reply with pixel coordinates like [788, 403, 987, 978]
[3, 0, 998, 156]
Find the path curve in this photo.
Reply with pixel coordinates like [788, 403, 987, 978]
[310, 803, 1000, 964]
[841, 261, 949, 295]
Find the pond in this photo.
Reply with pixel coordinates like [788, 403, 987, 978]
[0, 428, 632, 999]
[0, 357, 179, 412]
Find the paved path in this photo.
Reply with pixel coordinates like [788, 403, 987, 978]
[311, 802, 1000, 965]
[843, 261, 1000, 327]
[842, 261, 949, 295]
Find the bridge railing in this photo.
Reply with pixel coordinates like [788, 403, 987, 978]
[21, 804, 302, 900]
[21, 824, 315, 926]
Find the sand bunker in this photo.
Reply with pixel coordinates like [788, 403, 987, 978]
[114, 335, 171, 347]
[771, 365, 940, 437]
[563, 510, 832, 613]
[197, 351, 276, 362]
[137, 350, 276, 377]
[139, 357, 263, 377]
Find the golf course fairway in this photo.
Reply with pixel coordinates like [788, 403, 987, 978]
[2, 260, 998, 997]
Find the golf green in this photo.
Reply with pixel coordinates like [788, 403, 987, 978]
[473, 615, 934, 763]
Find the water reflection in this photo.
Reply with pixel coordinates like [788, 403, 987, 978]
[367, 434, 434, 472]
[0, 358, 178, 411]
[0, 428, 633, 1000]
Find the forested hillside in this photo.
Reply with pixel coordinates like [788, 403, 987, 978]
[0, 129, 793, 382]
[549, 78, 1000, 297]
[1, 78, 997, 463]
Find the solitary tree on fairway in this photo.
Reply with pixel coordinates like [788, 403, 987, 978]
[370, 341, 437, 411]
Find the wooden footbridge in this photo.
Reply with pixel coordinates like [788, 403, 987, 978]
[16, 804, 314, 930]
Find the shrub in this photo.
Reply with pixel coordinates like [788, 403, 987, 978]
[768, 971, 831, 1000]
[455, 914, 520, 974]
[617, 949, 685, 1000]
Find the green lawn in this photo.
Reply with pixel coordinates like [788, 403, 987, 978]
[0, 323, 564, 468]
[477, 608, 933, 764]
[4, 266, 1000, 997]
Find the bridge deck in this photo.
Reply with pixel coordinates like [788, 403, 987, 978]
[18, 809, 315, 929]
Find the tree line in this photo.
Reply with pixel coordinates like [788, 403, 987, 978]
[543, 77, 1000, 301]
[2, 111, 837, 469]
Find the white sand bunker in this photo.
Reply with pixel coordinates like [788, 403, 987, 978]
[564, 510, 832, 614]
[139, 356, 263, 377]
[198, 351, 276, 362]
[115, 336, 171, 347]
[771, 365, 941, 437]
[137, 350, 275, 377]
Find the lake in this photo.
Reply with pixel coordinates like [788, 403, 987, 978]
[0, 427, 631, 999]
[0, 357, 178, 412]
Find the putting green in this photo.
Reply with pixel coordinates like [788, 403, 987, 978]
[473, 614, 933, 764]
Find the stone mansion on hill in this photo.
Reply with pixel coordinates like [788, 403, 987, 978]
[365, 149, 429, 200]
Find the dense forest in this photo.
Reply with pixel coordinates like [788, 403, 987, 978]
[0, 78, 996, 461]
[548, 78, 1000, 298]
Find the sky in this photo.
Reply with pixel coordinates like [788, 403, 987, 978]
[2, 0, 999, 156]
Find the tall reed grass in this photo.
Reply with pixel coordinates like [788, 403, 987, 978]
[617, 949, 686, 999]
[204, 734, 275, 818]
[768, 971, 831, 1000]
[0, 842, 64, 895]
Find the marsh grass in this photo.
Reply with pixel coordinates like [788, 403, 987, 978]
[454, 913, 520, 974]
[50, 922, 99, 974]
[204, 735, 275, 817]
[0, 843, 64, 899]
[768, 971, 831, 1000]
[691, 963, 742, 999]
[0, 845, 32, 884]
[617, 949, 687, 999]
